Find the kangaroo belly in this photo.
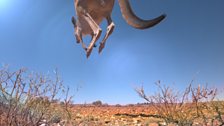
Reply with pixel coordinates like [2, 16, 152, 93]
[77, 17, 92, 36]
[76, 0, 114, 23]
[76, 0, 115, 35]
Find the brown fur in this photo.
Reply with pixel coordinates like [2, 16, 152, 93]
[72, 0, 166, 58]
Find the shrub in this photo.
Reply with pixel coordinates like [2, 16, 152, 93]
[92, 100, 103, 106]
[0, 66, 74, 126]
[136, 80, 224, 126]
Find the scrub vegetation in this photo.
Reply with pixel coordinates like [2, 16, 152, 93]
[0, 66, 74, 126]
[0, 66, 223, 126]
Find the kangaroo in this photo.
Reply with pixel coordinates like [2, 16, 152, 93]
[72, 0, 166, 58]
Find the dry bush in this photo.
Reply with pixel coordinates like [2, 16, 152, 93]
[92, 100, 103, 106]
[0, 66, 74, 126]
[136, 80, 224, 126]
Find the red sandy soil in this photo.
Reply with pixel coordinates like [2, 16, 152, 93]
[71, 104, 162, 126]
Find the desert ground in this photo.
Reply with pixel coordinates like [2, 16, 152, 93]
[66, 102, 223, 126]
[70, 104, 164, 126]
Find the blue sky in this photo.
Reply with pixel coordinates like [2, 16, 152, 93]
[0, 0, 224, 104]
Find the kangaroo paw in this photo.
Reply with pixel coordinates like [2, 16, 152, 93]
[86, 48, 93, 58]
[99, 43, 105, 54]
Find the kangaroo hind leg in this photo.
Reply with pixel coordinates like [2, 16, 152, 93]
[99, 16, 115, 54]
[72, 16, 87, 50]
[82, 13, 102, 58]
